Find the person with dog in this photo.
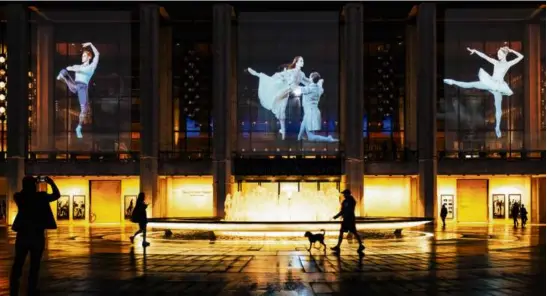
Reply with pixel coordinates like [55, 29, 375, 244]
[331, 189, 365, 254]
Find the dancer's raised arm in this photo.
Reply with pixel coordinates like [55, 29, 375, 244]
[66, 65, 81, 72]
[467, 47, 497, 65]
[506, 47, 524, 67]
[83, 42, 100, 68]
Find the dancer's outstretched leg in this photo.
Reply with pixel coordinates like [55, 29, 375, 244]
[279, 119, 286, 140]
[306, 131, 339, 143]
[493, 92, 503, 138]
[444, 79, 490, 91]
[297, 122, 306, 141]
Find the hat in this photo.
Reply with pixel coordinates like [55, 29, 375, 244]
[341, 189, 351, 195]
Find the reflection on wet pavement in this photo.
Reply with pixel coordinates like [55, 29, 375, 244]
[0, 225, 544, 295]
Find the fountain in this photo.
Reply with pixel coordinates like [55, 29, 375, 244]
[148, 185, 433, 237]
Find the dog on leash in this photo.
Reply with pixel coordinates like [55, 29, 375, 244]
[304, 229, 327, 251]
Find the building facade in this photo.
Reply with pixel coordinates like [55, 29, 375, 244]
[0, 2, 544, 226]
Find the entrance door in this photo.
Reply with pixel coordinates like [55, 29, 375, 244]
[90, 180, 122, 224]
[457, 179, 488, 223]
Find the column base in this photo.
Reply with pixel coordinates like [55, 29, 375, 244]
[213, 159, 232, 219]
[345, 158, 364, 216]
[140, 157, 159, 217]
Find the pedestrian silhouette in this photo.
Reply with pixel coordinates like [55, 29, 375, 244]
[440, 204, 448, 228]
[10, 176, 61, 296]
[511, 202, 520, 228]
[130, 192, 150, 247]
[520, 204, 528, 228]
[331, 189, 365, 255]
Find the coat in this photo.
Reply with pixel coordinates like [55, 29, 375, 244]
[12, 191, 58, 232]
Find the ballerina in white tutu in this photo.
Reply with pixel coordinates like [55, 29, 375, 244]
[295, 72, 338, 142]
[247, 56, 310, 140]
[444, 46, 523, 138]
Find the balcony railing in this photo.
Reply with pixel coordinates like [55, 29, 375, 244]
[26, 151, 139, 163]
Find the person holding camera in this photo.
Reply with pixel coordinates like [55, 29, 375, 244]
[10, 176, 61, 296]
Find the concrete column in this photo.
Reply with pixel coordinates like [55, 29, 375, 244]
[139, 4, 161, 217]
[159, 26, 173, 152]
[212, 4, 234, 219]
[36, 21, 55, 151]
[405, 24, 418, 151]
[6, 4, 29, 224]
[523, 24, 542, 152]
[341, 4, 365, 215]
[416, 3, 437, 220]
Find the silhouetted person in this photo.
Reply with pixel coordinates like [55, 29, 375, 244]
[511, 203, 520, 228]
[440, 204, 448, 228]
[130, 192, 150, 247]
[331, 189, 365, 254]
[10, 176, 61, 296]
[520, 204, 528, 228]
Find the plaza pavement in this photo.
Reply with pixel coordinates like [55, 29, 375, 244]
[0, 224, 545, 295]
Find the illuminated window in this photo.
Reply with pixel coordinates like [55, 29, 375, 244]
[0, 23, 7, 154]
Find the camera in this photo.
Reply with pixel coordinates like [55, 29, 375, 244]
[37, 176, 47, 183]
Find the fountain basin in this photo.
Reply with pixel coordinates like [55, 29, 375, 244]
[148, 217, 433, 237]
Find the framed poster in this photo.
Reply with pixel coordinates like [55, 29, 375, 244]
[72, 195, 86, 220]
[492, 194, 505, 219]
[57, 195, 70, 220]
[440, 194, 454, 219]
[124, 195, 137, 219]
[0, 195, 6, 224]
[508, 194, 522, 219]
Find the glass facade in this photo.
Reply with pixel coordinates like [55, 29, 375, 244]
[439, 11, 527, 154]
[363, 23, 406, 161]
[171, 21, 213, 157]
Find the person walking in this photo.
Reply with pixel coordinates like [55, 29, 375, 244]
[10, 176, 61, 296]
[511, 203, 520, 228]
[520, 204, 528, 228]
[331, 189, 365, 255]
[440, 204, 448, 228]
[130, 192, 150, 247]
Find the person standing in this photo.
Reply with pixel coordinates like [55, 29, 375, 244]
[440, 204, 448, 228]
[10, 176, 61, 296]
[331, 189, 365, 255]
[520, 204, 528, 228]
[511, 203, 520, 228]
[130, 192, 150, 247]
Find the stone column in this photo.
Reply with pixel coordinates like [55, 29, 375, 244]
[523, 24, 542, 152]
[36, 21, 55, 151]
[212, 4, 234, 219]
[139, 4, 161, 217]
[416, 3, 437, 220]
[6, 4, 29, 224]
[405, 24, 418, 151]
[342, 4, 365, 215]
[159, 26, 173, 152]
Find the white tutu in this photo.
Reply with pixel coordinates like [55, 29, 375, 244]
[478, 68, 513, 96]
[256, 73, 291, 120]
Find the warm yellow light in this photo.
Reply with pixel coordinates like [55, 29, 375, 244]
[0, 94, 4, 101]
[28, 71, 33, 77]
[225, 186, 341, 222]
[0, 107, 5, 114]
[28, 83, 32, 89]
[0, 56, 5, 64]
[0, 69, 5, 76]
[0, 81, 5, 89]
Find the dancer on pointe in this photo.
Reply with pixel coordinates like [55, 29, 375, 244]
[444, 46, 523, 138]
[295, 72, 338, 142]
[247, 56, 310, 140]
[57, 42, 100, 139]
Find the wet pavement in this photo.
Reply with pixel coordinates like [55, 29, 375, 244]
[0, 224, 545, 295]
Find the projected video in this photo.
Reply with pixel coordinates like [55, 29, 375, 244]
[444, 46, 523, 139]
[29, 10, 133, 152]
[237, 12, 339, 153]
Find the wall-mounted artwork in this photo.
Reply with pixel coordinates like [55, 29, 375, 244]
[441, 194, 454, 219]
[492, 194, 505, 219]
[124, 195, 137, 220]
[72, 195, 86, 220]
[0, 195, 6, 224]
[57, 195, 70, 220]
[508, 194, 522, 219]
